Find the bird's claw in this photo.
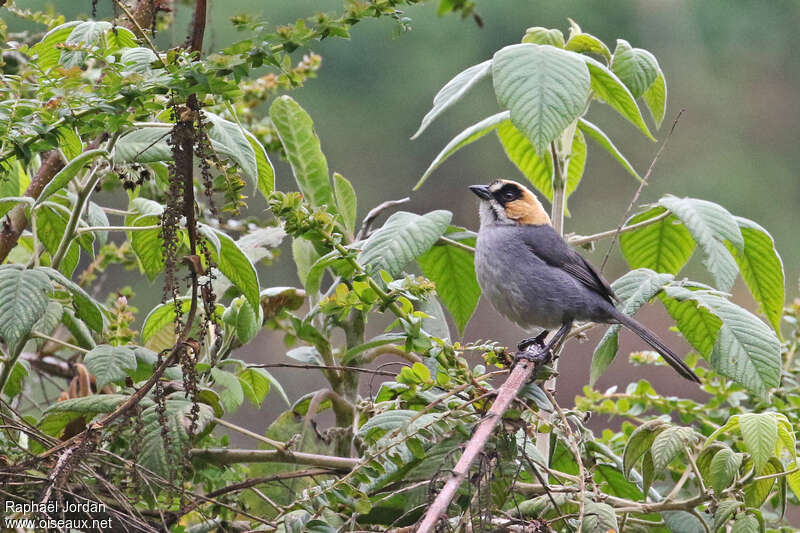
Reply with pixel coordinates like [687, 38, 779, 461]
[513, 344, 553, 365]
[517, 331, 549, 352]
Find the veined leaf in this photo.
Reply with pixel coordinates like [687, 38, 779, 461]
[496, 120, 553, 199]
[709, 447, 742, 492]
[269, 96, 331, 207]
[582, 502, 618, 533]
[412, 59, 492, 139]
[730, 514, 760, 533]
[83, 344, 137, 389]
[584, 56, 654, 140]
[139, 398, 213, 477]
[205, 111, 259, 190]
[492, 43, 590, 154]
[565, 31, 611, 60]
[590, 269, 673, 384]
[415, 111, 509, 190]
[60, 20, 112, 68]
[578, 119, 642, 181]
[610, 39, 660, 99]
[643, 72, 667, 128]
[659, 286, 722, 358]
[417, 226, 479, 334]
[623, 419, 668, 479]
[739, 413, 778, 472]
[38, 266, 105, 332]
[713, 500, 743, 532]
[55, 126, 83, 161]
[112, 126, 172, 164]
[726, 216, 784, 334]
[211, 367, 243, 412]
[333, 172, 357, 237]
[744, 457, 781, 508]
[31, 21, 81, 70]
[521, 27, 565, 47]
[651, 426, 695, 471]
[120, 47, 158, 73]
[36, 149, 107, 206]
[0, 266, 51, 354]
[203, 227, 260, 310]
[129, 215, 164, 281]
[2, 359, 29, 398]
[619, 206, 696, 275]
[659, 195, 743, 292]
[359, 210, 452, 277]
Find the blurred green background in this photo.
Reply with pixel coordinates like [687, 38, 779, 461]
[4, 0, 799, 418]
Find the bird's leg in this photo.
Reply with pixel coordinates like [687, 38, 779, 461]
[514, 322, 572, 365]
[517, 330, 550, 352]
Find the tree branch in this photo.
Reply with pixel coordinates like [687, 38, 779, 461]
[188, 448, 359, 470]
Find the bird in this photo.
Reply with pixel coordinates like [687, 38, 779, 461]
[469, 179, 700, 383]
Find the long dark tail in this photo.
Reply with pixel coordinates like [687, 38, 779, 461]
[614, 312, 700, 383]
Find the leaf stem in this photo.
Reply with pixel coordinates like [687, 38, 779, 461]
[567, 209, 671, 247]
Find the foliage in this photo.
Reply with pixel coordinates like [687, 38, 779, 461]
[0, 2, 796, 532]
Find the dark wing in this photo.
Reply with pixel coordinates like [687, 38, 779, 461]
[518, 224, 618, 304]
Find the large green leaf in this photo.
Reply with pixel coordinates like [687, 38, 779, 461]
[709, 447, 742, 492]
[659, 196, 743, 292]
[619, 206, 696, 275]
[205, 112, 259, 189]
[129, 214, 164, 281]
[55, 126, 83, 161]
[590, 269, 673, 384]
[60, 20, 112, 68]
[622, 419, 668, 479]
[578, 119, 642, 181]
[269, 96, 331, 207]
[36, 204, 79, 276]
[37, 266, 105, 332]
[496, 120, 553, 198]
[703, 293, 780, 399]
[412, 59, 492, 139]
[521, 27, 565, 47]
[583, 56, 654, 140]
[360, 210, 452, 277]
[139, 398, 214, 477]
[582, 502, 618, 533]
[492, 43, 590, 154]
[610, 39, 660, 99]
[243, 126, 275, 198]
[725, 217, 784, 333]
[659, 286, 722, 358]
[744, 457, 780, 508]
[564, 27, 611, 60]
[333, 172, 357, 237]
[415, 111, 509, 190]
[83, 344, 137, 389]
[112, 126, 172, 164]
[2, 359, 29, 398]
[120, 47, 159, 74]
[0, 266, 51, 354]
[417, 227, 479, 334]
[643, 72, 667, 128]
[738, 413, 778, 472]
[203, 227, 260, 310]
[31, 21, 81, 70]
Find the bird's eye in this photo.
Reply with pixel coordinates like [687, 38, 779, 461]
[502, 191, 515, 201]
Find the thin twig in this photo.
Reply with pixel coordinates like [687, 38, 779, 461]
[567, 209, 671, 247]
[355, 197, 410, 240]
[600, 109, 684, 272]
[251, 362, 398, 376]
[31, 331, 90, 354]
[212, 417, 286, 451]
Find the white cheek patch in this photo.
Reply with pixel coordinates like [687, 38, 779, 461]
[491, 201, 510, 223]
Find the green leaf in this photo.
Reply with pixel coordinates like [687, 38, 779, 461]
[120, 47, 158, 73]
[713, 500, 743, 532]
[60, 20, 112, 68]
[578, 119, 642, 181]
[744, 457, 780, 508]
[593, 464, 643, 500]
[55, 127, 83, 161]
[492, 43, 590, 154]
[610, 39, 660, 99]
[269, 96, 331, 207]
[104, 26, 137, 52]
[83, 344, 137, 389]
[31, 21, 81, 70]
[643, 72, 667, 128]
[703, 293, 781, 400]
[238, 367, 280, 407]
[418, 294, 451, 342]
[129, 215, 164, 281]
[584, 56, 654, 140]
[414, 111, 509, 190]
[623, 419, 668, 479]
[619, 206, 696, 275]
[731, 514, 760, 533]
[521, 27, 565, 47]
[651, 426, 695, 471]
[0, 266, 51, 354]
[2, 359, 29, 397]
[582, 501, 617, 533]
[709, 447, 742, 492]
[565, 31, 611, 60]
[411, 59, 492, 139]
[662, 511, 707, 533]
[739, 413, 778, 472]
[496, 120, 553, 198]
[659, 286, 722, 358]
[417, 227, 479, 334]
[725, 217, 785, 333]
[37, 266, 105, 333]
[641, 449, 655, 495]
[292, 237, 321, 289]
[112, 127, 172, 164]
[205, 112, 259, 189]
[36, 149, 107, 206]
[659, 196, 743, 291]
[211, 367, 244, 412]
[333, 172, 357, 236]
[590, 269, 673, 384]
[360, 210, 452, 277]
[36, 205, 78, 276]
[204, 228, 260, 311]
[40, 394, 134, 437]
[139, 398, 213, 477]
[786, 461, 800, 501]
[234, 298, 261, 344]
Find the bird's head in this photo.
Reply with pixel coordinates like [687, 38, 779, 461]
[469, 179, 551, 227]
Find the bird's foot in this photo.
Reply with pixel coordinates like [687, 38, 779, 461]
[517, 330, 549, 352]
[513, 344, 553, 365]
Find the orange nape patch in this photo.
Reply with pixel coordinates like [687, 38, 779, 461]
[504, 195, 551, 226]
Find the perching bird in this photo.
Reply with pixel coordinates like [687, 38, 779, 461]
[470, 179, 699, 383]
